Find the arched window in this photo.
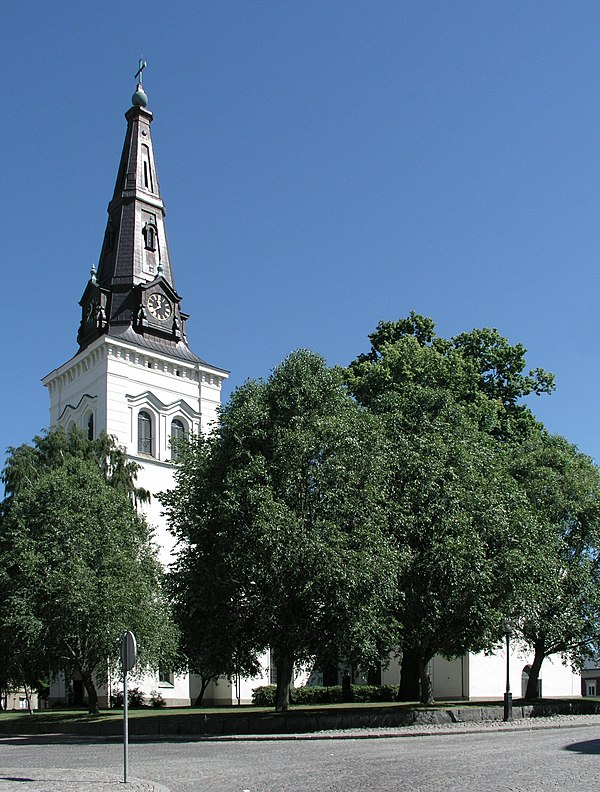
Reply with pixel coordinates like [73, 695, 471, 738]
[143, 223, 156, 251]
[138, 411, 153, 456]
[87, 413, 94, 441]
[170, 418, 185, 460]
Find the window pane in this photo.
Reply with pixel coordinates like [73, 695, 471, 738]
[138, 411, 153, 455]
[170, 419, 185, 460]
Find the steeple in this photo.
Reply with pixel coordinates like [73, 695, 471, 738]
[77, 64, 198, 362]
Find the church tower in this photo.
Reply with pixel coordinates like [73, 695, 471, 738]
[42, 70, 228, 570]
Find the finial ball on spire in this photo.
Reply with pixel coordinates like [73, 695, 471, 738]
[132, 86, 148, 107]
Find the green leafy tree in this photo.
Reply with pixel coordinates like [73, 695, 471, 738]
[0, 590, 47, 713]
[383, 389, 531, 703]
[163, 350, 400, 711]
[2, 426, 150, 506]
[0, 430, 176, 714]
[508, 431, 600, 698]
[346, 312, 554, 441]
[344, 314, 549, 703]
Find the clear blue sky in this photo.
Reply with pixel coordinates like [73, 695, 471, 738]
[1, 1, 599, 465]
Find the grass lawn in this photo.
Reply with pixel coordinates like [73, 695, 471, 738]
[0, 697, 500, 721]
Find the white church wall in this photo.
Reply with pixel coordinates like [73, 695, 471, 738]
[131, 669, 191, 707]
[43, 341, 109, 433]
[201, 652, 272, 706]
[135, 459, 177, 565]
[467, 647, 580, 699]
[381, 655, 401, 686]
[430, 654, 468, 699]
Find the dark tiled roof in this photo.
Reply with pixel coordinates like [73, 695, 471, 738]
[107, 325, 228, 372]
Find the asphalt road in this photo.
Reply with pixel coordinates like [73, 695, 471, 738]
[1, 724, 600, 791]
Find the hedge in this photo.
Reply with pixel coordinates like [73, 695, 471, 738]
[252, 684, 399, 706]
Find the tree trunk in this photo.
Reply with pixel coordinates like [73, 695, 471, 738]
[525, 641, 545, 700]
[417, 654, 434, 705]
[23, 683, 33, 715]
[194, 676, 212, 706]
[274, 652, 295, 712]
[81, 669, 99, 715]
[397, 647, 420, 701]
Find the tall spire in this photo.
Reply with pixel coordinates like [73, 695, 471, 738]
[77, 64, 198, 362]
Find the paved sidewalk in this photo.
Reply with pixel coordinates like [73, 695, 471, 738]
[307, 711, 600, 740]
[0, 769, 171, 791]
[196, 711, 600, 740]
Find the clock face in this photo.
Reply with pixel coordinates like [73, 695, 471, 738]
[147, 293, 172, 321]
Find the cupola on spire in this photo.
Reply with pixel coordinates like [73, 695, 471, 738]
[77, 62, 203, 364]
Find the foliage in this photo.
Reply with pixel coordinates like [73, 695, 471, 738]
[127, 687, 147, 708]
[345, 311, 554, 441]
[110, 690, 123, 708]
[2, 426, 150, 507]
[251, 684, 399, 706]
[163, 350, 401, 712]
[507, 430, 600, 696]
[0, 430, 178, 714]
[149, 690, 166, 708]
[110, 686, 148, 708]
[344, 314, 548, 702]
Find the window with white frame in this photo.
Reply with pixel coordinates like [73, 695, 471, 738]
[158, 667, 174, 687]
[170, 418, 186, 460]
[138, 411, 153, 456]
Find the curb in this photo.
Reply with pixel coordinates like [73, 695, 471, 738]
[0, 768, 170, 791]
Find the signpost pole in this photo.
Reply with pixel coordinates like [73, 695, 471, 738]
[124, 665, 129, 783]
[120, 631, 136, 785]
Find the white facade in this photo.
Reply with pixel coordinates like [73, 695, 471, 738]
[379, 648, 580, 701]
[43, 335, 225, 566]
[42, 334, 227, 706]
[467, 648, 579, 700]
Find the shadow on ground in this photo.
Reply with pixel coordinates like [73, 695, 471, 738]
[565, 739, 600, 755]
[0, 734, 118, 747]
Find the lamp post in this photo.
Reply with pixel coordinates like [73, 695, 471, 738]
[502, 622, 512, 722]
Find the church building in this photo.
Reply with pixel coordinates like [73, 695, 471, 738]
[41, 71, 580, 708]
[41, 71, 243, 706]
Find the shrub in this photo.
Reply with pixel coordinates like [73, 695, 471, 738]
[110, 687, 147, 708]
[110, 690, 123, 708]
[292, 686, 343, 704]
[149, 690, 166, 708]
[128, 687, 146, 708]
[252, 685, 276, 706]
[251, 683, 399, 706]
[352, 684, 397, 702]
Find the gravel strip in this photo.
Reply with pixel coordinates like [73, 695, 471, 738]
[192, 712, 600, 741]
